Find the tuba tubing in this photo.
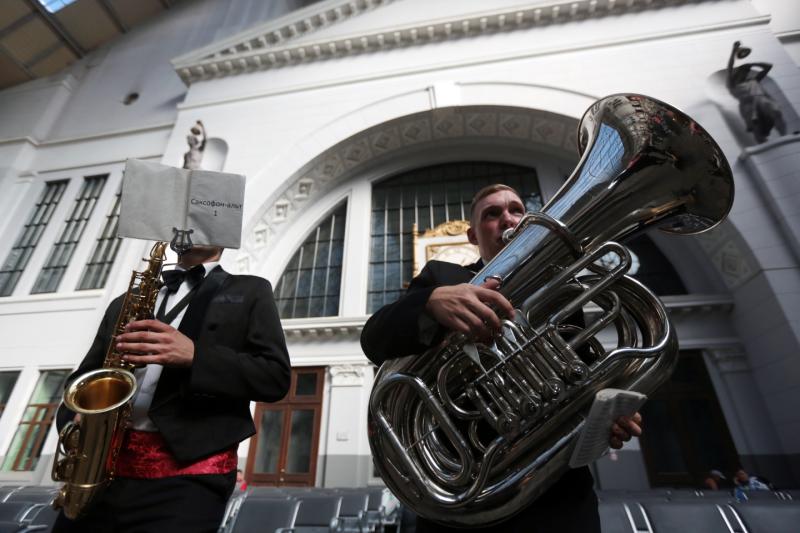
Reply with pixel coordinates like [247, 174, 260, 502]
[367, 94, 734, 527]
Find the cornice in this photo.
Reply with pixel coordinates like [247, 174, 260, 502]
[172, 0, 396, 84]
[173, 0, 717, 85]
[282, 315, 368, 340]
[278, 293, 732, 340]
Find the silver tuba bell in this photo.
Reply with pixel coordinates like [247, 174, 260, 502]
[367, 94, 734, 527]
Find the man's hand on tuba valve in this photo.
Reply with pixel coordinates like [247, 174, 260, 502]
[425, 279, 515, 343]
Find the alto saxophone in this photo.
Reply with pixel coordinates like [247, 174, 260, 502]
[52, 241, 168, 519]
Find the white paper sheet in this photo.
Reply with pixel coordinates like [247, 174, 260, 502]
[118, 159, 245, 249]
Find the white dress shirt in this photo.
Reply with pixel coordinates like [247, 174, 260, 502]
[130, 262, 218, 431]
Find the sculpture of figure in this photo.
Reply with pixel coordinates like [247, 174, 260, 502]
[183, 120, 206, 169]
[727, 41, 786, 143]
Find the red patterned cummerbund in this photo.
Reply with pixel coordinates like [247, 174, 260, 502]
[115, 430, 238, 479]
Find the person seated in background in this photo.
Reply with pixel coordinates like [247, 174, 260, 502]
[734, 468, 771, 491]
[703, 469, 731, 491]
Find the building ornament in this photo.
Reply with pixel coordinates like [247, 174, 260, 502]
[282, 316, 367, 340]
[173, 0, 702, 85]
[706, 346, 750, 374]
[421, 220, 471, 237]
[243, 105, 577, 263]
[329, 364, 368, 386]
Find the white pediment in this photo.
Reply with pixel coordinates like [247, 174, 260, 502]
[172, 0, 708, 85]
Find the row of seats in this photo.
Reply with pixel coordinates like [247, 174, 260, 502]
[597, 491, 800, 533]
[0, 486, 60, 533]
[597, 488, 798, 502]
[221, 487, 402, 533]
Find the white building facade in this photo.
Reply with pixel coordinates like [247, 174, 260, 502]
[0, 0, 798, 491]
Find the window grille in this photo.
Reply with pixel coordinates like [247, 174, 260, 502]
[0, 371, 21, 417]
[0, 180, 69, 297]
[1, 369, 70, 471]
[77, 187, 122, 290]
[274, 202, 347, 319]
[368, 162, 542, 312]
[31, 175, 107, 294]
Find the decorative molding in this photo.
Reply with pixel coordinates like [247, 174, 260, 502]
[243, 105, 578, 266]
[282, 316, 368, 340]
[278, 294, 732, 340]
[421, 220, 470, 237]
[173, 0, 719, 85]
[329, 363, 369, 386]
[173, 0, 396, 84]
[692, 221, 760, 290]
[584, 293, 734, 317]
[706, 346, 750, 374]
[739, 132, 800, 158]
[412, 220, 479, 277]
[0, 122, 173, 147]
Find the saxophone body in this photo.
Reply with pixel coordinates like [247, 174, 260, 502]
[368, 94, 735, 527]
[52, 241, 168, 519]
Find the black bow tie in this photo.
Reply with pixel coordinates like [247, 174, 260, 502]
[161, 265, 206, 293]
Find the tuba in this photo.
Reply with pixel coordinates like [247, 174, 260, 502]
[52, 241, 168, 519]
[368, 94, 734, 527]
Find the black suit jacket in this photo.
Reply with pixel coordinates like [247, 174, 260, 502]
[361, 260, 475, 364]
[360, 260, 599, 532]
[58, 266, 291, 463]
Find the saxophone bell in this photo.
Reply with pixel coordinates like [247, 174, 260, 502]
[52, 241, 167, 519]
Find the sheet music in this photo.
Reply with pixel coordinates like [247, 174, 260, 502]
[568, 388, 647, 468]
[118, 159, 245, 249]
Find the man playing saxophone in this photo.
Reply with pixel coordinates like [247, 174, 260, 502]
[53, 244, 291, 533]
[361, 184, 643, 532]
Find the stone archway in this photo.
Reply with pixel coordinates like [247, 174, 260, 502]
[238, 104, 581, 275]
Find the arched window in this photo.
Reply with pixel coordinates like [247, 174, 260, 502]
[368, 162, 542, 312]
[593, 234, 687, 295]
[626, 234, 687, 296]
[274, 202, 347, 319]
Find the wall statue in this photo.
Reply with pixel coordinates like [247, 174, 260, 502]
[727, 41, 786, 144]
[183, 120, 206, 169]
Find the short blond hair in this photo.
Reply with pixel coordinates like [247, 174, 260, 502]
[469, 184, 522, 224]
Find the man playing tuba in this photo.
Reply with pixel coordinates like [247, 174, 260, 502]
[361, 184, 643, 532]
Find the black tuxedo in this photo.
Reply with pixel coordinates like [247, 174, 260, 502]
[58, 266, 291, 461]
[54, 266, 291, 533]
[361, 260, 600, 533]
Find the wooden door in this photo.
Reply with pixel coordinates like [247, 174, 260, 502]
[246, 367, 324, 486]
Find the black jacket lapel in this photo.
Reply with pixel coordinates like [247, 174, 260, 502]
[177, 265, 228, 340]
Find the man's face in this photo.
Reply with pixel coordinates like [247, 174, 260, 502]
[178, 245, 223, 267]
[467, 190, 525, 262]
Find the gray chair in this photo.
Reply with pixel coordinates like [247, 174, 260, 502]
[597, 490, 669, 503]
[736, 490, 782, 502]
[598, 501, 635, 533]
[3, 492, 54, 505]
[0, 522, 25, 533]
[362, 488, 399, 533]
[278, 495, 342, 533]
[247, 487, 292, 499]
[641, 501, 745, 533]
[332, 492, 368, 532]
[230, 498, 300, 533]
[26, 504, 59, 530]
[0, 503, 37, 523]
[733, 501, 800, 533]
